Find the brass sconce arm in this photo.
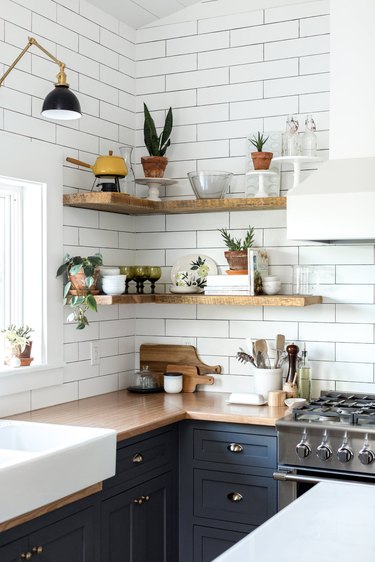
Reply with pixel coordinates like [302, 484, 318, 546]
[0, 36, 69, 87]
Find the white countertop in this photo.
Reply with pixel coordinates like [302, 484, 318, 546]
[213, 481, 375, 561]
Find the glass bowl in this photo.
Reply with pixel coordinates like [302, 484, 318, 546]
[187, 171, 233, 199]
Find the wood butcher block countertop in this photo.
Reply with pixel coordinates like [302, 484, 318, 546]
[10, 390, 287, 440]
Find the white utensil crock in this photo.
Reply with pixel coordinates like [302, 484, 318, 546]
[253, 368, 282, 399]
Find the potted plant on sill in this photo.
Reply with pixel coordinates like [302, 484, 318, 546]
[218, 226, 255, 271]
[56, 253, 103, 330]
[249, 132, 273, 170]
[1, 324, 34, 367]
[141, 103, 173, 178]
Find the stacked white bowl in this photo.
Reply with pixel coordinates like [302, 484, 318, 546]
[98, 266, 120, 291]
[102, 274, 126, 295]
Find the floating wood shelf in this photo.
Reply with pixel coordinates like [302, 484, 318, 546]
[94, 294, 322, 307]
[63, 192, 286, 215]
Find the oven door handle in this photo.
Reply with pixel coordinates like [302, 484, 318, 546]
[273, 471, 363, 486]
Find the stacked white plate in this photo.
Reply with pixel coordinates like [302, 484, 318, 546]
[102, 274, 126, 295]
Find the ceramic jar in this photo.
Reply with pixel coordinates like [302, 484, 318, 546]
[262, 275, 281, 295]
[163, 372, 183, 393]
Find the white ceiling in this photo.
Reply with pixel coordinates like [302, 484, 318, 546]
[87, 0, 201, 29]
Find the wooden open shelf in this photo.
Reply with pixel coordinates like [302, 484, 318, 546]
[63, 192, 286, 215]
[94, 294, 322, 307]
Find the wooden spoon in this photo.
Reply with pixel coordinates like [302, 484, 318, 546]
[275, 334, 285, 368]
[254, 339, 270, 368]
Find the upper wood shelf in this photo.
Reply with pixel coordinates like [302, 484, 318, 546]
[95, 294, 322, 307]
[63, 193, 286, 215]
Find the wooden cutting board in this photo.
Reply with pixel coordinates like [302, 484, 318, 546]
[166, 364, 215, 393]
[140, 344, 221, 376]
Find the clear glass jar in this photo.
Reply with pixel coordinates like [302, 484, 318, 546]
[301, 115, 317, 157]
[119, 145, 136, 196]
[282, 114, 300, 156]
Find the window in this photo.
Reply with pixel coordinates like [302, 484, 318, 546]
[0, 135, 64, 395]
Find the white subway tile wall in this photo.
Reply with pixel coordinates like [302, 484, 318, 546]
[2, 0, 375, 415]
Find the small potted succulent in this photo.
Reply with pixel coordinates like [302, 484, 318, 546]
[249, 132, 273, 170]
[1, 324, 34, 367]
[141, 103, 173, 178]
[56, 253, 103, 330]
[218, 226, 255, 271]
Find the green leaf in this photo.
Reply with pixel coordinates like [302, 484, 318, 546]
[144, 103, 159, 156]
[86, 294, 97, 312]
[159, 107, 173, 154]
[56, 263, 68, 277]
[85, 275, 94, 288]
[63, 281, 72, 298]
[67, 313, 75, 322]
[70, 263, 83, 275]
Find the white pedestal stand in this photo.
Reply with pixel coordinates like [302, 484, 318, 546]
[272, 156, 321, 188]
[246, 170, 278, 197]
[135, 178, 178, 201]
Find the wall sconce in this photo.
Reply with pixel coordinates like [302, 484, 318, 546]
[0, 36, 82, 120]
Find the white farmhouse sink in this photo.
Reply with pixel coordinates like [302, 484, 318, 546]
[0, 419, 117, 522]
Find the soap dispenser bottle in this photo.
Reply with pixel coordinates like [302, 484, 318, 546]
[297, 344, 312, 401]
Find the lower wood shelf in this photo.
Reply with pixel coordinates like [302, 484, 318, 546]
[94, 294, 322, 306]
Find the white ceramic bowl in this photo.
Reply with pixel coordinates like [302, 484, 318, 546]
[102, 278, 126, 295]
[187, 171, 233, 199]
[99, 266, 120, 275]
[284, 398, 307, 409]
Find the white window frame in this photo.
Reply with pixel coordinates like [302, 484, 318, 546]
[0, 135, 64, 395]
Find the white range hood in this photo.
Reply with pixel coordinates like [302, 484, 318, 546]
[287, 0, 375, 242]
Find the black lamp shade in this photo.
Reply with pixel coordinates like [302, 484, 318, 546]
[41, 84, 82, 120]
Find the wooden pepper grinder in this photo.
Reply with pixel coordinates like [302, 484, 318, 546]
[283, 343, 299, 397]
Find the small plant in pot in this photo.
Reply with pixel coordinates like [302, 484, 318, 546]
[56, 253, 103, 330]
[142, 103, 173, 178]
[218, 226, 255, 271]
[1, 324, 34, 367]
[249, 132, 273, 170]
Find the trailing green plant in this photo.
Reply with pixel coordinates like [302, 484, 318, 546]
[56, 253, 103, 330]
[1, 324, 33, 355]
[218, 226, 255, 251]
[249, 132, 269, 152]
[143, 103, 173, 157]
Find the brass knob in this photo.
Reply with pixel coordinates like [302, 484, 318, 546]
[132, 453, 144, 464]
[32, 546, 43, 555]
[227, 492, 243, 502]
[228, 443, 243, 453]
[20, 553, 33, 560]
[133, 495, 150, 505]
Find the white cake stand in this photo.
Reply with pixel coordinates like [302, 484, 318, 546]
[135, 178, 178, 201]
[272, 156, 321, 188]
[246, 170, 278, 197]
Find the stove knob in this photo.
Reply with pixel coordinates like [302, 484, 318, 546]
[358, 447, 375, 465]
[337, 445, 354, 463]
[296, 441, 311, 459]
[316, 444, 332, 461]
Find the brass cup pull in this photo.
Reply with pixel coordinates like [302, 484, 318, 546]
[32, 546, 43, 555]
[228, 443, 243, 453]
[133, 495, 150, 505]
[227, 492, 243, 502]
[132, 453, 144, 464]
[20, 553, 33, 560]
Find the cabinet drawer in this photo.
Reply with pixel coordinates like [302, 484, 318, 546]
[193, 526, 247, 562]
[193, 428, 276, 469]
[104, 429, 176, 493]
[194, 469, 276, 526]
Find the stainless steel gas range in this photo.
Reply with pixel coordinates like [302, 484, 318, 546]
[274, 391, 375, 509]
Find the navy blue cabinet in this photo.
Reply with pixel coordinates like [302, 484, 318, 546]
[179, 421, 277, 562]
[101, 425, 178, 562]
[0, 496, 99, 562]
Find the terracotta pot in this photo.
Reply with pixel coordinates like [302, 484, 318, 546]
[19, 341, 32, 359]
[69, 269, 100, 295]
[224, 250, 248, 271]
[251, 151, 273, 170]
[141, 156, 168, 178]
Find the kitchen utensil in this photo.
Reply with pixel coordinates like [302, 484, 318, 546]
[236, 350, 256, 368]
[254, 339, 270, 368]
[275, 334, 285, 368]
[285, 343, 299, 383]
[140, 345, 221, 388]
[187, 170, 233, 199]
[166, 364, 214, 392]
[66, 151, 127, 177]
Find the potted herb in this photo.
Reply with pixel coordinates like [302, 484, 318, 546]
[218, 226, 255, 270]
[141, 103, 173, 178]
[1, 324, 34, 367]
[56, 253, 103, 330]
[249, 132, 273, 170]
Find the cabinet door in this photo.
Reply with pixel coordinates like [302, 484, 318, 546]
[101, 472, 176, 562]
[29, 507, 97, 562]
[193, 526, 247, 562]
[0, 538, 29, 562]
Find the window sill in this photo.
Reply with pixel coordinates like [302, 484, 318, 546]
[0, 363, 64, 396]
